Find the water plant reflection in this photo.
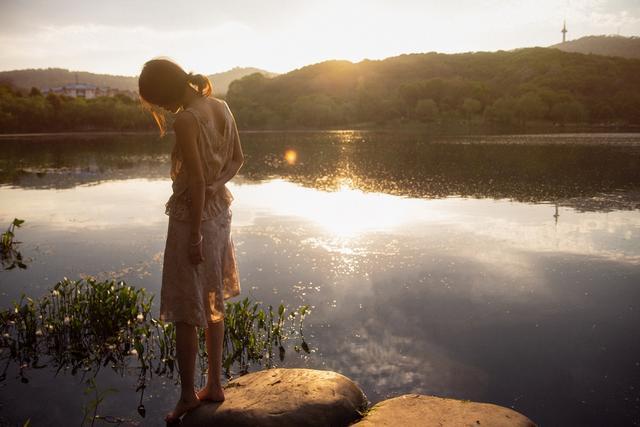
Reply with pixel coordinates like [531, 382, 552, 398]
[1, 218, 27, 270]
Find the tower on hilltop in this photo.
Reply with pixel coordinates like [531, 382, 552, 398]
[561, 20, 567, 43]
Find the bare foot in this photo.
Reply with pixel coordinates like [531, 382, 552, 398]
[196, 384, 225, 402]
[164, 394, 201, 424]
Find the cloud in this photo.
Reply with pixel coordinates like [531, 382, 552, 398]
[0, 22, 259, 75]
[0, 0, 639, 74]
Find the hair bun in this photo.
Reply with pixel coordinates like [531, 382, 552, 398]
[186, 72, 213, 97]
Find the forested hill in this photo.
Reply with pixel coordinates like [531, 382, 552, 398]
[0, 68, 139, 92]
[551, 35, 640, 59]
[208, 67, 278, 94]
[226, 47, 640, 129]
[0, 66, 276, 95]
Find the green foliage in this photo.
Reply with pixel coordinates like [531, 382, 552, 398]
[462, 97, 482, 119]
[290, 94, 345, 127]
[0, 277, 311, 381]
[414, 99, 439, 122]
[0, 83, 156, 133]
[484, 96, 518, 124]
[226, 48, 640, 129]
[0, 277, 312, 422]
[223, 297, 310, 376]
[516, 92, 548, 123]
[3, 48, 639, 132]
[550, 100, 588, 124]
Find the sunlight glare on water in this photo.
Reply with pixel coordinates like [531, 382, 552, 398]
[232, 177, 447, 238]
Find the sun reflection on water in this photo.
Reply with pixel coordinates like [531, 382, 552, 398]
[235, 177, 438, 238]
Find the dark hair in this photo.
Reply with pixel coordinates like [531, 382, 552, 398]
[138, 57, 213, 136]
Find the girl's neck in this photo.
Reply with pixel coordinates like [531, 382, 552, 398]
[181, 87, 203, 110]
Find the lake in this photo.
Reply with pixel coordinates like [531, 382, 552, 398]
[0, 131, 639, 426]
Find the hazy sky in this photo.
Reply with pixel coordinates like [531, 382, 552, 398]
[1, 0, 639, 76]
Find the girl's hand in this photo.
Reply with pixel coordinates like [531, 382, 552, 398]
[205, 182, 223, 199]
[188, 237, 204, 265]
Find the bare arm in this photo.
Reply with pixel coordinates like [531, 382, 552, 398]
[174, 112, 206, 247]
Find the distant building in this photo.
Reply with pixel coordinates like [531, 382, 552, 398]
[42, 83, 137, 100]
[561, 20, 568, 43]
[42, 83, 97, 99]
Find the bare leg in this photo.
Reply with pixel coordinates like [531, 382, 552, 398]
[196, 318, 226, 402]
[165, 321, 201, 422]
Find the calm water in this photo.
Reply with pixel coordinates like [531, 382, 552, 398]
[0, 131, 639, 426]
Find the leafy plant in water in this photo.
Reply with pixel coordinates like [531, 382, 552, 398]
[0, 277, 312, 421]
[1, 218, 27, 270]
[222, 297, 311, 377]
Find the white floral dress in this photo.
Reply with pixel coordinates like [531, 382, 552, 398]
[160, 98, 241, 326]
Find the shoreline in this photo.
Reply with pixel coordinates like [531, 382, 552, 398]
[0, 130, 159, 139]
[1, 128, 640, 139]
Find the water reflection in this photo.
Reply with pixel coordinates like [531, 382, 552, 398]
[2, 178, 635, 269]
[1, 132, 639, 211]
[0, 132, 639, 426]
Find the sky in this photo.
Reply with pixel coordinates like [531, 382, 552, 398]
[1, 0, 639, 76]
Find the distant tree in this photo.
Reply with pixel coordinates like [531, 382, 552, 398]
[516, 92, 547, 124]
[589, 102, 616, 123]
[29, 87, 42, 97]
[114, 93, 134, 105]
[46, 93, 62, 111]
[415, 99, 439, 122]
[462, 97, 482, 120]
[484, 96, 518, 125]
[291, 94, 343, 127]
[398, 81, 424, 110]
[550, 100, 587, 124]
[611, 91, 640, 124]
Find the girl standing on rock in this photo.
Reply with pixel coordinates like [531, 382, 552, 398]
[138, 57, 243, 423]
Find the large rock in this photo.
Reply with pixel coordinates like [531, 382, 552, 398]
[182, 368, 369, 427]
[351, 394, 537, 427]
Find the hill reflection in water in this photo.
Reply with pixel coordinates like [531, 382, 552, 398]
[1, 131, 639, 212]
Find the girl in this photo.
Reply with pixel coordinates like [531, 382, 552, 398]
[138, 57, 243, 423]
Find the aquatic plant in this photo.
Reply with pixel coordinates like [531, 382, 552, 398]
[0, 277, 311, 423]
[1, 218, 27, 270]
[222, 296, 310, 376]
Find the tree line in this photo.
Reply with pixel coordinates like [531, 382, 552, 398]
[225, 47, 640, 129]
[1, 47, 639, 133]
[0, 85, 155, 133]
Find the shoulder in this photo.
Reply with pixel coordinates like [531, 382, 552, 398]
[209, 97, 230, 116]
[207, 97, 231, 128]
[209, 96, 226, 108]
[173, 110, 198, 134]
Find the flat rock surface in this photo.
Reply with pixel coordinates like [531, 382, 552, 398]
[351, 394, 537, 427]
[182, 367, 368, 427]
